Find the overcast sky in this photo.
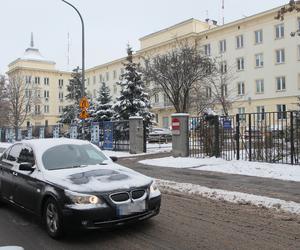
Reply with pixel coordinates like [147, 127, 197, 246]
[0, 0, 289, 74]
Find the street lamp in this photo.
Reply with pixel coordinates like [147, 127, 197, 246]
[61, 0, 86, 139]
[61, 0, 85, 98]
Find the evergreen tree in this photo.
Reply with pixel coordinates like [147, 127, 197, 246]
[113, 45, 153, 127]
[59, 67, 85, 125]
[91, 83, 114, 122]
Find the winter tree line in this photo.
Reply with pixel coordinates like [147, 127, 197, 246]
[0, 41, 237, 135]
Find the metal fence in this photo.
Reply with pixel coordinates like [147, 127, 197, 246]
[0, 120, 130, 152]
[190, 111, 300, 165]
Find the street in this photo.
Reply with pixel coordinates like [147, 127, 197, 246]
[0, 191, 300, 250]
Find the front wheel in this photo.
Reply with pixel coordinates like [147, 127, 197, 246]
[43, 198, 64, 239]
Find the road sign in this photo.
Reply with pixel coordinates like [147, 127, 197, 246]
[79, 110, 89, 119]
[79, 96, 89, 109]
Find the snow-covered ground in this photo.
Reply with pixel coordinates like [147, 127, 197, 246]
[140, 156, 300, 182]
[157, 179, 300, 214]
[103, 143, 172, 158]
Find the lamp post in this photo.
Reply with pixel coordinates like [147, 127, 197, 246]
[61, 0, 85, 97]
[61, 0, 86, 139]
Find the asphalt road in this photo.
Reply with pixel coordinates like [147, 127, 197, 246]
[0, 192, 300, 250]
[118, 153, 300, 203]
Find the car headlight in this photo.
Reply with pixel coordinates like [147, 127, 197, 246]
[149, 181, 161, 198]
[65, 190, 106, 209]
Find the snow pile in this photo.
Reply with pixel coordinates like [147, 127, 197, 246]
[139, 156, 300, 182]
[156, 179, 300, 214]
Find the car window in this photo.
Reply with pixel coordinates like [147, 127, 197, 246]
[7, 144, 22, 162]
[18, 145, 35, 165]
[42, 144, 108, 170]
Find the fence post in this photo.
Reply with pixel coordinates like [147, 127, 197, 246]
[236, 114, 240, 160]
[172, 113, 189, 157]
[290, 112, 295, 165]
[213, 116, 220, 157]
[248, 114, 252, 161]
[129, 116, 145, 154]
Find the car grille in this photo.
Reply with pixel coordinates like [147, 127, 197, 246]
[110, 192, 130, 202]
[109, 189, 147, 203]
[132, 190, 145, 199]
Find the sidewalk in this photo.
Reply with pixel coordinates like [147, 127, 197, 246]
[118, 152, 300, 204]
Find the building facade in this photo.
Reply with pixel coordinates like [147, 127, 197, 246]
[6, 3, 300, 128]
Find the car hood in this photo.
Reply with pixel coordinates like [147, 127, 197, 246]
[43, 163, 152, 193]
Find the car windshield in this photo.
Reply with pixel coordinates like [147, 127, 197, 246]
[42, 144, 108, 170]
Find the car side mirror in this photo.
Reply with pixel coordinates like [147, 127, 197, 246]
[19, 162, 35, 171]
[110, 156, 118, 162]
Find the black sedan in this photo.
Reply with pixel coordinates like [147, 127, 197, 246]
[0, 138, 161, 239]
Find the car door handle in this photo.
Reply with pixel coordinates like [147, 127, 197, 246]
[12, 172, 18, 177]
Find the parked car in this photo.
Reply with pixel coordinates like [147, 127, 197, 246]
[148, 128, 172, 143]
[0, 138, 161, 239]
[0, 143, 12, 156]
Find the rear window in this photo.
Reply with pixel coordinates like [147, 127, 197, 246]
[42, 144, 108, 170]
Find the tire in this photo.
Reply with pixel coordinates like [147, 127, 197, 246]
[43, 197, 64, 239]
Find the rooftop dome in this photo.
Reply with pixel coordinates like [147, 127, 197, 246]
[19, 32, 54, 63]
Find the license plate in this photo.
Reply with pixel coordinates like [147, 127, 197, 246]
[117, 201, 146, 216]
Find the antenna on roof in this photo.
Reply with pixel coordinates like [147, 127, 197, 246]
[30, 32, 34, 47]
[67, 32, 70, 69]
[222, 0, 225, 25]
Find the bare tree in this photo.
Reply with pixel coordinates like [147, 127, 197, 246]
[5, 74, 37, 139]
[143, 41, 215, 113]
[275, 0, 300, 21]
[205, 60, 239, 116]
[0, 76, 9, 127]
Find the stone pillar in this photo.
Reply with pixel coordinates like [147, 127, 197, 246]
[172, 113, 189, 157]
[129, 116, 145, 154]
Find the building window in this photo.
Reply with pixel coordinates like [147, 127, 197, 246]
[58, 79, 63, 88]
[35, 105, 40, 115]
[162, 117, 169, 129]
[237, 82, 245, 95]
[44, 77, 49, 85]
[34, 76, 40, 84]
[219, 39, 226, 53]
[113, 70, 117, 79]
[256, 106, 265, 121]
[220, 61, 227, 73]
[25, 76, 31, 84]
[206, 87, 212, 98]
[277, 104, 287, 119]
[93, 76, 96, 84]
[44, 90, 49, 99]
[204, 44, 211, 56]
[237, 57, 245, 71]
[59, 92, 64, 100]
[255, 53, 264, 67]
[221, 84, 227, 97]
[276, 76, 286, 91]
[26, 104, 31, 113]
[35, 90, 41, 98]
[236, 35, 244, 49]
[99, 74, 102, 83]
[113, 85, 117, 94]
[276, 49, 285, 64]
[254, 29, 263, 44]
[59, 106, 64, 114]
[106, 72, 109, 81]
[238, 107, 246, 121]
[44, 105, 49, 113]
[154, 94, 159, 103]
[275, 24, 284, 39]
[256, 79, 264, 94]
